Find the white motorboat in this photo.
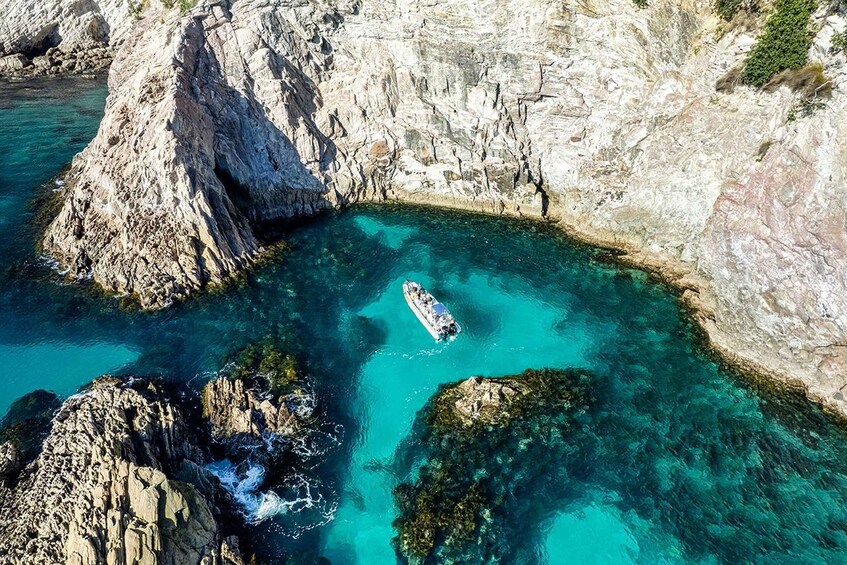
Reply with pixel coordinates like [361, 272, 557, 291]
[403, 280, 462, 341]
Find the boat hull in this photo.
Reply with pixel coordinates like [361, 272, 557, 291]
[404, 291, 443, 341]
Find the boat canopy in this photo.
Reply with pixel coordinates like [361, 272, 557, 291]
[433, 303, 448, 315]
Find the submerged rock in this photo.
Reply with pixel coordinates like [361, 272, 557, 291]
[0, 378, 246, 565]
[0, 389, 60, 462]
[394, 368, 597, 563]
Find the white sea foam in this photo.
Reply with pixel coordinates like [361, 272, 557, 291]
[207, 458, 338, 536]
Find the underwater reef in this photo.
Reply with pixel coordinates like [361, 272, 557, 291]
[393, 368, 598, 563]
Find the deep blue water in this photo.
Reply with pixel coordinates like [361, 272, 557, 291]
[3, 78, 847, 563]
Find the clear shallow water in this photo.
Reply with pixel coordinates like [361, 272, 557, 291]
[3, 79, 847, 563]
[0, 78, 139, 415]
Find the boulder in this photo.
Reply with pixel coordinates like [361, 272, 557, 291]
[0, 53, 29, 70]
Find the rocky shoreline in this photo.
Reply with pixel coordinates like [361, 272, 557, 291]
[5, 0, 847, 419]
[0, 47, 112, 79]
[362, 199, 847, 424]
[0, 344, 325, 564]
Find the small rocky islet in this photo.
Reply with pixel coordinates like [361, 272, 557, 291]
[392, 369, 598, 563]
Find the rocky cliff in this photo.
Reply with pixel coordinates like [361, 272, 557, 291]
[0, 0, 133, 75]
[19, 0, 847, 414]
[0, 378, 246, 565]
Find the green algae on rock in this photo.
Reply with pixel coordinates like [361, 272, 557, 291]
[0, 389, 60, 462]
[219, 341, 301, 396]
[394, 368, 597, 562]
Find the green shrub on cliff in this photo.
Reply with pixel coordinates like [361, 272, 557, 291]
[178, 0, 195, 14]
[832, 29, 847, 53]
[160, 0, 194, 14]
[715, 0, 743, 20]
[743, 0, 816, 86]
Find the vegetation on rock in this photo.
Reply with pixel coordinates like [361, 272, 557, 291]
[393, 368, 597, 563]
[222, 341, 300, 395]
[832, 29, 847, 53]
[743, 0, 817, 86]
[0, 390, 60, 461]
[714, 0, 744, 20]
[160, 0, 195, 13]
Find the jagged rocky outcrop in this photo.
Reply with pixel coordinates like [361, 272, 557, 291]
[26, 0, 847, 414]
[0, 46, 113, 77]
[203, 341, 312, 451]
[203, 376, 303, 442]
[0, 0, 130, 77]
[0, 378, 246, 565]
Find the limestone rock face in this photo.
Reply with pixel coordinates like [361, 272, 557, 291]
[0, 379, 245, 565]
[28, 0, 847, 414]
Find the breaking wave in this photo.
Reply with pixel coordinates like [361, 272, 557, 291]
[206, 410, 343, 537]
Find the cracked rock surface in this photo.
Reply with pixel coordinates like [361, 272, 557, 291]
[0, 378, 245, 565]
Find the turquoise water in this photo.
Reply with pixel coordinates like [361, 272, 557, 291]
[3, 79, 847, 563]
[0, 78, 139, 415]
